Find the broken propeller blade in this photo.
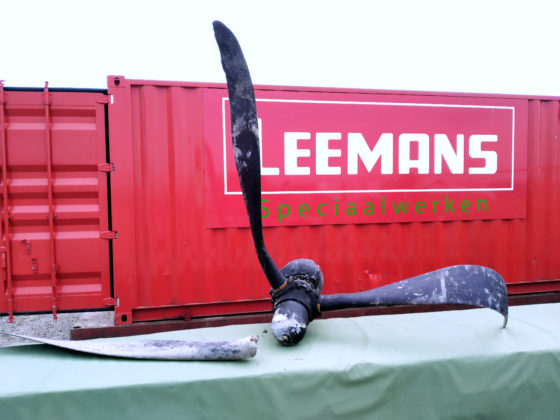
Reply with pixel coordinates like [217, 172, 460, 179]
[213, 20, 286, 291]
[2, 332, 259, 361]
[319, 265, 508, 327]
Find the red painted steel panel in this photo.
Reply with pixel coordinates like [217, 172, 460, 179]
[204, 90, 528, 227]
[108, 76, 560, 324]
[0, 87, 112, 318]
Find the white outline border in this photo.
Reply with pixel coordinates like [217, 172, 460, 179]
[221, 98, 516, 195]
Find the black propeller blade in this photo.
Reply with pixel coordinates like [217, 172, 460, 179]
[213, 21, 286, 292]
[213, 21, 509, 346]
[319, 265, 508, 327]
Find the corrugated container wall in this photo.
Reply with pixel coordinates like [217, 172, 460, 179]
[0, 86, 112, 320]
[108, 77, 560, 324]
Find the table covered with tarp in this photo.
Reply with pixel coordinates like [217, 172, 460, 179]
[1, 303, 559, 419]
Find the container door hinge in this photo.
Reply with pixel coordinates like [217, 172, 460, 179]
[102, 297, 118, 306]
[96, 95, 110, 104]
[100, 231, 117, 240]
[97, 162, 115, 172]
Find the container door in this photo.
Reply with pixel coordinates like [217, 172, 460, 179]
[0, 86, 112, 320]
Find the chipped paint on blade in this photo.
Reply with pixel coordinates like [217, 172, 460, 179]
[319, 265, 509, 326]
[1, 332, 259, 361]
[213, 20, 286, 291]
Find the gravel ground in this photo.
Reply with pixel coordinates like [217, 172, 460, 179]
[0, 311, 114, 347]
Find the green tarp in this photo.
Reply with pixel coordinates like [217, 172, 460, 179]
[1, 303, 559, 419]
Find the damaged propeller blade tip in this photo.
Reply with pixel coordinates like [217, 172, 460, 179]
[1, 332, 259, 361]
[213, 20, 509, 346]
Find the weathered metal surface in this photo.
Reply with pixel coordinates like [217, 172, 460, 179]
[319, 265, 508, 325]
[2, 332, 258, 360]
[214, 21, 286, 291]
[270, 263, 509, 345]
[0, 88, 112, 320]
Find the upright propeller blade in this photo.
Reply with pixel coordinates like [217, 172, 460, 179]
[213, 21, 286, 291]
[319, 265, 508, 327]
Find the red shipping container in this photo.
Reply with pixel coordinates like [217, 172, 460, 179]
[0, 84, 112, 320]
[107, 76, 560, 325]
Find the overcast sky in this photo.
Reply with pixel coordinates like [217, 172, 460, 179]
[2, 0, 559, 96]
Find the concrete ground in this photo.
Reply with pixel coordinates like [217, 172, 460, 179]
[0, 311, 114, 347]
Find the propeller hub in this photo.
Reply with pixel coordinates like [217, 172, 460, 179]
[270, 259, 324, 345]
